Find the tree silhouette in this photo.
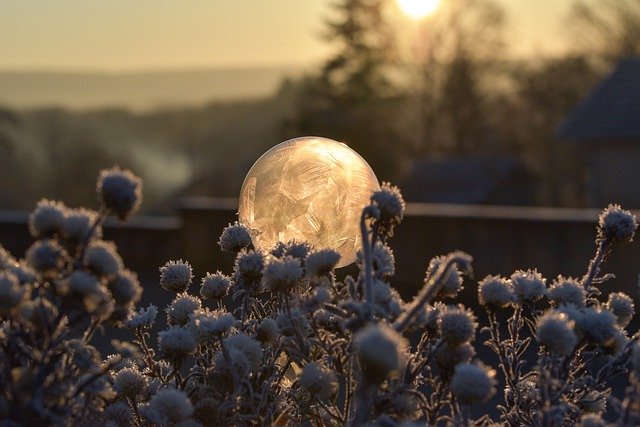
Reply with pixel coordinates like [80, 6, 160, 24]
[570, 0, 640, 63]
[320, 0, 396, 104]
[289, 0, 408, 181]
[412, 0, 507, 155]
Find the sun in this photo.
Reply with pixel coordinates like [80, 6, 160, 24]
[397, 0, 441, 19]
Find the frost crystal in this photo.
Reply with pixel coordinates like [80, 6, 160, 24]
[113, 366, 147, 398]
[219, 221, 253, 252]
[160, 260, 193, 293]
[191, 309, 235, 342]
[63, 208, 101, 242]
[426, 256, 464, 298]
[355, 323, 407, 383]
[200, 272, 231, 300]
[598, 204, 637, 242]
[256, 317, 280, 344]
[149, 388, 194, 423]
[582, 307, 618, 346]
[606, 292, 635, 327]
[357, 242, 395, 277]
[158, 326, 197, 360]
[233, 250, 264, 283]
[299, 362, 339, 400]
[126, 304, 158, 329]
[166, 293, 202, 326]
[477, 275, 513, 309]
[370, 182, 405, 229]
[29, 199, 67, 238]
[435, 338, 475, 372]
[61, 271, 100, 297]
[511, 269, 547, 302]
[97, 167, 143, 220]
[25, 239, 67, 275]
[305, 248, 341, 278]
[438, 305, 477, 345]
[450, 363, 496, 404]
[548, 276, 586, 308]
[108, 269, 142, 305]
[536, 311, 577, 356]
[224, 334, 262, 371]
[261, 256, 303, 293]
[85, 240, 123, 279]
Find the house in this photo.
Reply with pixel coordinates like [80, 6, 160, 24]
[557, 58, 640, 208]
[399, 156, 535, 205]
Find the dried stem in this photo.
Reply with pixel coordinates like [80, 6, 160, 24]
[360, 209, 374, 311]
[581, 236, 612, 290]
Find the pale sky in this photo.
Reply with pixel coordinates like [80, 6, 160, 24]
[0, 0, 572, 71]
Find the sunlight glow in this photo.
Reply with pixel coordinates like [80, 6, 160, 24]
[397, 0, 440, 19]
[238, 137, 380, 268]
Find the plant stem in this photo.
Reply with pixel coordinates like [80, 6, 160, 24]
[581, 236, 612, 290]
[315, 397, 344, 424]
[344, 358, 353, 420]
[73, 209, 107, 269]
[351, 380, 375, 426]
[284, 296, 307, 355]
[360, 209, 374, 311]
[394, 256, 460, 332]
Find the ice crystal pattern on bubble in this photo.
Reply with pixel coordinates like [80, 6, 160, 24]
[238, 136, 380, 268]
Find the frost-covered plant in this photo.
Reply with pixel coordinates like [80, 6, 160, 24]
[0, 167, 142, 424]
[479, 204, 640, 427]
[113, 181, 477, 427]
[2, 172, 640, 427]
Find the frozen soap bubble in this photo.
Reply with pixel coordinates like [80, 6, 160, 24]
[238, 136, 380, 268]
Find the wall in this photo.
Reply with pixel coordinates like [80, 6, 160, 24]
[589, 142, 640, 209]
[1, 199, 638, 310]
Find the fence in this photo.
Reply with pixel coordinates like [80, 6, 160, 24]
[1, 199, 638, 309]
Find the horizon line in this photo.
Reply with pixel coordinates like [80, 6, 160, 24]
[0, 62, 314, 75]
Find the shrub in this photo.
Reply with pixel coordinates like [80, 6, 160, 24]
[0, 169, 639, 426]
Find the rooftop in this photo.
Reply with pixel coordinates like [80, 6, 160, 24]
[557, 57, 640, 142]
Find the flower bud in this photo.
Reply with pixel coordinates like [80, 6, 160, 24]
[511, 269, 546, 302]
[218, 222, 252, 252]
[478, 275, 513, 309]
[548, 276, 586, 308]
[450, 363, 496, 405]
[113, 366, 148, 398]
[299, 362, 338, 401]
[97, 167, 142, 220]
[200, 272, 231, 300]
[160, 260, 193, 293]
[28, 199, 67, 238]
[536, 311, 577, 356]
[355, 323, 407, 384]
[438, 305, 477, 345]
[598, 204, 637, 242]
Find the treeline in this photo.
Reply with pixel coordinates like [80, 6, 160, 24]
[287, 0, 640, 206]
[1, 0, 639, 211]
[0, 96, 296, 211]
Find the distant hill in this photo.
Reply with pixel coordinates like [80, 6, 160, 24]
[0, 66, 304, 111]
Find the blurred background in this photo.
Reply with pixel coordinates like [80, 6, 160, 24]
[2, 0, 640, 212]
[1, 0, 640, 306]
[4, 2, 639, 416]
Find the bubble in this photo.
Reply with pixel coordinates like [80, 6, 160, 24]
[238, 137, 380, 267]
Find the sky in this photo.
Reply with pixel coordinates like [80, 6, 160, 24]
[0, 0, 573, 72]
